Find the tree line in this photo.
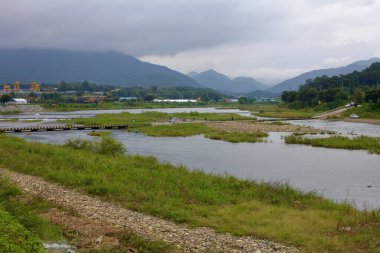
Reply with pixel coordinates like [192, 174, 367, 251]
[281, 63, 380, 109]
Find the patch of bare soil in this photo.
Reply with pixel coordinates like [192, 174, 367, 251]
[42, 208, 130, 252]
[1, 169, 300, 253]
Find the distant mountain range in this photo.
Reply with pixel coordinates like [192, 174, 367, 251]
[0, 49, 200, 88]
[189, 69, 267, 94]
[269, 57, 380, 93]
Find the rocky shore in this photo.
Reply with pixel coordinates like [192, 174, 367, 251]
[1, 169, 300, 253]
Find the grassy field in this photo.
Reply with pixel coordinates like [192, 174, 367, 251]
[237, 104, 319, 118]
[63, 111, 169, 126]
[62, 111, 250, 126]
[63, 112, 266, 143]
[0, 178, 63, 252]
[1, 135, 380, 252]
[132, 123, 267, 143]
[285, 135, 380, 154]
[342, 105, 380, 119]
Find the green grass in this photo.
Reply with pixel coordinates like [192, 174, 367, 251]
[285, 135, 380, 154]
[205, 130, 268, 143]
[343, 105, 380, 119]
[134, 123, 268, 143]
[62, 111, 250, 126]
[62, 111, 169, 126]
[171, 111, 252, 121]
[0, 110, 21, 115]
[1, 134, 380, 252]
[0, 178, 65, 252]
[88, 130, 112, 138]
[237, 104, 319, 119]
[64, 112, 264, 143]
[135, 123, 210, 137]
[0, 208, 45, 252]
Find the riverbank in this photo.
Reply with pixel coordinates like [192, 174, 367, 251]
[2, 169, 295, 253]
[207, 121, 334, 134]
[1, 134, 379, 252]
[0, 176, 173, 253]
[343, 118, 380, 125]
[0, 104, 45, 114]
[285, 134, 380, 154]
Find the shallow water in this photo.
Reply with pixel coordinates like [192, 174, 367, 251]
[13, 130, 380, 210]
[0, 107, 253, 120]
[288, 119, 380, 137]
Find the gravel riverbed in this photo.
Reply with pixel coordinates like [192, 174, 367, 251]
[1, 169, 300, 253]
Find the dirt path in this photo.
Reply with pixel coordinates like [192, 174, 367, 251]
[1, 169, 299, 253]
[312, 107, 348, 119]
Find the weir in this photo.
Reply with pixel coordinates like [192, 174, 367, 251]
[0, 124, 127, 133]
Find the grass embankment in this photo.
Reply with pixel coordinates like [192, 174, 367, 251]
[135, 123, 268, 143]
[64, 112, 266, 143]
[0, 177, 175, 253]
[343, 105, 380, 119]
[237, 104, 319, 119]
[0, 178, 63, 252]
[1, 135, 380, 252]
[285, 135, 380, 154]
[0, 110, 21, 115]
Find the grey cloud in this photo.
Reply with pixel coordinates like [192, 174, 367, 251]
[0, 0, 287, 56]
[0, 0, 379, 83]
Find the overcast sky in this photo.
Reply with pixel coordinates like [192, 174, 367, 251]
[1, 0, 380, 84]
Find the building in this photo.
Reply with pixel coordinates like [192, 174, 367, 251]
[7, 98, 28, 104]
[119, 97, 138, 101]
[153, 99, 197, 103]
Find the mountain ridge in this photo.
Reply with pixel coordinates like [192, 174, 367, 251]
[269, 57, 380, 93]
[189, 69, 266, 94]
[0, 48, 201, 88]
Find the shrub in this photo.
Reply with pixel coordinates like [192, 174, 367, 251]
[65, 137, 126, 155]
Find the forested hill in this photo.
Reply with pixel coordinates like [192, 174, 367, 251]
[281, 63, 380, 108]
[269, 57, 380, 93]
[0, 49, 201, 88]
[302, 62, 380, 90]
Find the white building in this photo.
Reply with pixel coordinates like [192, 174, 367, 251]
[153, 99, 197, 103]
[8, 98, 28, 104]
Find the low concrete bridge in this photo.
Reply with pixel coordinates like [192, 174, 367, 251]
[0, 124, 127, 133]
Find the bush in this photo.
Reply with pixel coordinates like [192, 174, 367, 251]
[65, 137, 126, 155]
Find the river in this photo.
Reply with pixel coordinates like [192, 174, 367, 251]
[2, 107, 380, 210]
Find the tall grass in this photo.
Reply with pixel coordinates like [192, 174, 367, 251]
[205, 130, 268, 143]
[1, 134, 380, 251]
[63, 111, 251, 126]
[134, 123, 268, 143]
[0, 208, 45, 252]
[172, 111, 252, 121]
[285, 135, 380, 154]
[65, 136, 126, 155]
[236, 104, 319, 118]
[0, 178, 64, 252]
[343, 105, 380, 119]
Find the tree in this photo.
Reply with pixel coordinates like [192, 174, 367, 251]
[0, 94, 12, 103]
[298, 87, 318, 106]
[143, 95, 155, 102]
[353, 89, 365, 104]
